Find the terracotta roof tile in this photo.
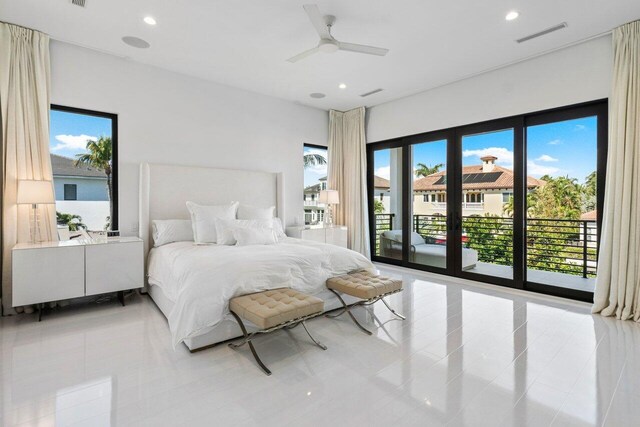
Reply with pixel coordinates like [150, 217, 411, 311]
[413, 164, 544, 191]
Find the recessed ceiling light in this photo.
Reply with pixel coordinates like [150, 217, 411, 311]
[309, 93, 326, 99]
[122, 36, 151, 49]
[338, 83, 347, 89]
[505, 11, 519, 21]
[143, 16, 157, 25]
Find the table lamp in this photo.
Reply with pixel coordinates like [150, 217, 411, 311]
[17, 180, 55, 243]
[319, 189, 339, 227]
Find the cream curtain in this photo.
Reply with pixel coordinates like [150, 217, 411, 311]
[327, 107, 370, 257]
[0, 23, 57, 314]
[592, 20, 640, 321]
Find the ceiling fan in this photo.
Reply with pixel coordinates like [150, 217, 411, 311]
[287, 4, 389, 63]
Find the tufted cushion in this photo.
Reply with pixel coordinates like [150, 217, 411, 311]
[229, 288, 324, 329]
[327, 270, 403, 300]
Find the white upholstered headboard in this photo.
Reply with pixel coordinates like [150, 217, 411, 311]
[139, 163, 285, 262]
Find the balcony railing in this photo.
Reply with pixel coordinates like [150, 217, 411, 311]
[374, 213, 598, 279]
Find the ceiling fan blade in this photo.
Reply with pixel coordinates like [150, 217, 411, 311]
[338, 42, 389, 56]
[287, 46, 321, 63]
[303, 4, 331, 39]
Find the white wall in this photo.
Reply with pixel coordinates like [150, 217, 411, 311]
[49, 41, 328, 235]
[367, 36, 612, 142]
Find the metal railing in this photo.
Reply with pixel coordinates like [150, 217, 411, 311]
[374, 213, 598, 278]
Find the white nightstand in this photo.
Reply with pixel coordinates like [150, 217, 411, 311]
[286, 225, 348, 248]
[12, 237, 144, 320]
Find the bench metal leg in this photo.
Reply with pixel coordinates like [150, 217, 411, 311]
[301, 321, 327, 350]
[228, 311, 271, 376]
[327, 289, 373, 335]
[381, 297, 406, 320]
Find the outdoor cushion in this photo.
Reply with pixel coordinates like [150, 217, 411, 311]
[229, 288, 324, 329]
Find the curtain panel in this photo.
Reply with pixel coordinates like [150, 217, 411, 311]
[327, 107, 370, 257]
[0, 23, 57, 314]
[593, 20, 640, 321]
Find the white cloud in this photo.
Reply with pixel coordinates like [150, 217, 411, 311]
[462, 147, 514, 169]
[536, 154, 558, 162]
[574, 124, 586, 131]
[51, 134, 97, 152]
[374, 166, 390, 180]
[527, 161, 560, 177]
[547, 139, 562, 145]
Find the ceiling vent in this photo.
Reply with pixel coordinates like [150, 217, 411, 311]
[70, 0, 86, 7]
[360, 88, 384, 97]
[516, 22, 568, 43]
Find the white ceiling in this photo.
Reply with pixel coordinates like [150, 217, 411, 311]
[2, 0, 639, 111]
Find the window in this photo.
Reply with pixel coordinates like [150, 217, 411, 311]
[50, 105, 118, 232]
[63, 184, 77, 201]
[303, 144, 328, 225]
[368, 99, 607, 302]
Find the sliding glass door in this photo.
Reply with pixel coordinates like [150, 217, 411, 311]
[407, 133, 452, 272]
[455, 120, 522, 287]
[368, 100, 607, 302]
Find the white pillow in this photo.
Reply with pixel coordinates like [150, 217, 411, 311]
[272, 218, 287, 240]
[233, 226, 277, 246]
[215, 218, 273, 245]
[186, 201, 238, 244]
[152, 219, 194, 247]
[237, 204, 275, 220]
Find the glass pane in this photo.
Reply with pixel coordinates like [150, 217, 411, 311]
[526, 116, 598, 292]
[373, 147, 403, 259]
[460, 129, 514, 279]
[303, 145, 328, 225]
[410, 139, 448, 268]
[50, 109, 113, 233]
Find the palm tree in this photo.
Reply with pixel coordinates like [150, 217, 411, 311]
[75, 136, 113, 228]
[415, 162, 444, 178]
[56, 211, 86, 231]
[304, 152, 327, 168]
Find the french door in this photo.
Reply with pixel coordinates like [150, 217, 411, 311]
[368, 100, 607, 302]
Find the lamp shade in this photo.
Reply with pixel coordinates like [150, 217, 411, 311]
[319, 189, 339, 205]
[17, 180, 55, 205]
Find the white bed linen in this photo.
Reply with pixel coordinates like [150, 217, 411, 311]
[147, 237, 374, 346]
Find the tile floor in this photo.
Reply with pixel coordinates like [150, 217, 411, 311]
[1, 264, 638, 426]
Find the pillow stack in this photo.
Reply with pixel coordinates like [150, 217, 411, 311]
[151, 202, 286, 247]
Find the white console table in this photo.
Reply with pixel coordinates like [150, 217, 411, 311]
[12, 237, 144, 320]
[286, 225, 348, 248]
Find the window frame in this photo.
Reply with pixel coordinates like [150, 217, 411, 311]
[367, 99, 607, 302]
[51, 104, 119, 230]
[63, 184, 77, 201]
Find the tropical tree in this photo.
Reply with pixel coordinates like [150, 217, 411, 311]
[303, 152, 327, 168]
[582, 171, 597, 212]
[75, 136, 113, 228]
[373, 199, 385, 214]
[56, 211, 86, 231]
[415, 163, 443, 178]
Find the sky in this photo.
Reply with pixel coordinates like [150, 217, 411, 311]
[49, 109, 112, 159]
[373, 116, 597, 184]
[304, 145, 328, 188]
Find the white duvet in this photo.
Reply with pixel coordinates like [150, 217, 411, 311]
[147, 238, 374, 346]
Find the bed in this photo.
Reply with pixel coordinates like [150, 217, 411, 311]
[139, 163, 373, 351]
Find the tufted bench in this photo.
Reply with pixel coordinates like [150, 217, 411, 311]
[326, 270, 404, 335]
[228, 288, 326, 375]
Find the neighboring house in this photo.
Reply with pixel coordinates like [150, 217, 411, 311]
[51, 154, 108, 201]
[581, 210, 598, 246]
[304, 175, 390, 224]
[51, 154, 110, 230]
[413, 156, 545, 216]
